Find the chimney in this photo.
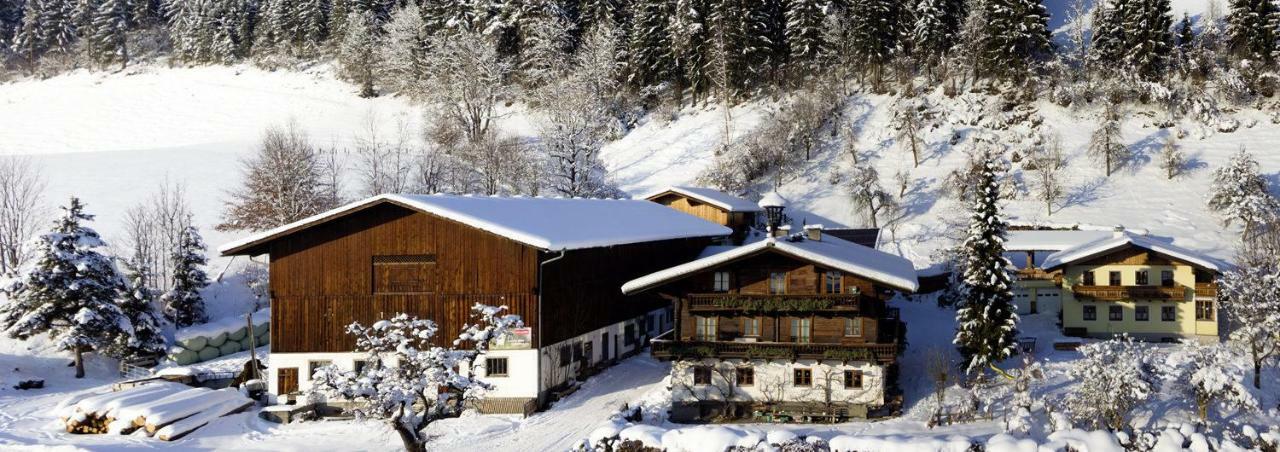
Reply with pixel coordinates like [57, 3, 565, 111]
[1112, 225, 1125, 238]
[804, 224, 823, 241]
[774, 224, 792, 238]
[758, 192, 787, 236]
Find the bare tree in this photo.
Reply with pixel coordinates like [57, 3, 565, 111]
[0, 156, 47, 274]
[353, 113, 417, 197]
[925, 347, 952, 418]
[1158, 134, 1186, 179]
[422, 29, 512, 152]
[1087, 103, 1129, 177]
[122, 180, 193, 291]
[892, 94, 925, 168]
[1026, 135, 1067, 216]
[219, 121, 340, 231]
[848, 164, 899, 228]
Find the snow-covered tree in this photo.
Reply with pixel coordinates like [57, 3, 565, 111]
[626, 0, 673, 89]
[847, 163, 898, 229]
[1184, 342, 1257, 420]
[1087, 102, 1129, 177]
[975, 0, 1051, 80]
[307, 304, 523, 452]
[1218, 255, 1280, 389]
[88, 0, 129, 69]
[1158, 134, 1185, 180]
[110, 258, 167, 360]
[516, 2, 571, 89]
[1176, 13, 1194, 50]
[892, 93, 925, 168]
[912, 0, 963, 71]
[160, 225, 208, 328]
[1208, 147, 1280, 241]
[846, 0, 899, 87]
[421, 28, 512, 152]
[0, 198, 128, 378]
[0, 157, 47, 275]
[378, 4, 431, 96]
[219, 122, 340, 231]
[784, 0, 824, 74]
[1064, 335, 1156, 430]
[1026, 135, 1066, 216]
[337, 10, 380, 98]
[166, 0, 254, 64]
[1226, 0, 1280, 64]
[953, 146, 1018, 375]
[669, 0, 710, 100]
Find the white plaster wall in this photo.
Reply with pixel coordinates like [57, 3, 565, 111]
[669, 358, 885, 406]
[537, 307, 668, 390]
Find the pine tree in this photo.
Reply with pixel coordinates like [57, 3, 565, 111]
[953, 147, 1018, 374]
[783, 0, 824, 75]
[1207, 146, 1280, 240]
[89, 0, 129, 69]
[379, 4, 432, 95]
[977, 0, 1051, 80]
[1176, 12, 1194, 50]
[1090, 0, 1130, 71]
[745, 0, 785, 84]
[0, 198, 127, 378]
[160, 225, 209, 328]
[912, 0, 962, 69]
[1123, 0, 1174, 78]
[111, 257, 167, 360]
[847, 0, 898, 86]
[40, 0, 76, 54]
[1087, 102, 1128, 177]
[517, 1, 572, 89]
[670, 0, 710, 101]
[1226, 0, 1280, 64]
[337, 10, 380, 97]
[627, 0, 674, 88]
[10, 0, 46, 66]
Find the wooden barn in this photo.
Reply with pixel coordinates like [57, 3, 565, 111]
[644, 186, 763, 243]
[219, 194, 730, 414]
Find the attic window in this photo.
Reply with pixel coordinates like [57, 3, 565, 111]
[373, 254, 437, 294]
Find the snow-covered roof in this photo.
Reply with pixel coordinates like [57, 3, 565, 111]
[1041, 232, 1229, 272]
[220, 194, 732, 255]
[1004, 230, 1117, 252]
[622, 234, 919, 294]
[641, 186, 763, 212]
[757, 192, 787, 209]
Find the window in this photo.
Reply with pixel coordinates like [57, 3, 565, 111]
[769, 272, 787, 294]
[1196, 300, 1214, 321]
[1083, 271, 1095, 286]
[742, 317, 760, 337]
[486, 357, 509, 377]
[1083, 305, 1097, 321]
[1109, 271, 1122, 286]
[354, 359, 370, 374]
[1135, 305, 1149, 321]
[308, 360, 332, 380]
[713, 271, 731, 292]
[624, 324, 636, 346]
[573, 342, 584, 360]
[372, 254, 437, 294]
[791, 318, 812, 343]
[736, 367, 754, 386]
[825, 270, 843, 294]
[1136, 270, 1149, 286]
[1109, 305, 1123, 321]
[696, 316, 717, 341]
[844, 318, 862, 337]
[1161, 270, 1174, 287]
[693, 366, 712, 385]
[1162, 306, 1176, 322]
[844, 370, 863, 389]
[559, 345, 572, 365]
[793, 368, 812, 387]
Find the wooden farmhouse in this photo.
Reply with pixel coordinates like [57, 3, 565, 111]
[1006, 227, 1225, 343]
[644, 186, 763, 243]
[219, 194, 731, 415]
[621, 202, 918, 422]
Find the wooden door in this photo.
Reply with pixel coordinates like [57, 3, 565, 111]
[277, 367, 298, 396]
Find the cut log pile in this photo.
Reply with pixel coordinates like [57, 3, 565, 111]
[59, 381, 253, 441]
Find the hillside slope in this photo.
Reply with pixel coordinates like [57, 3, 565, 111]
[0, 62, 1271, 274]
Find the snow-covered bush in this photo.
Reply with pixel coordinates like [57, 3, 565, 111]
[1064, 335, 1156, 431]
[1184, 342, 1257, 421]
[1218, 256, 1280, 390]
[307, 304, 522, 452]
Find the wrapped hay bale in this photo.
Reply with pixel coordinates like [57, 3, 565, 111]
[169, 348, 199, 366]
[178, 336, 207, 351]
[206, 332, 228, 348]
[252, 322, 269, 337]
[197, 346, 220, 362]
[256, 333, 269, 346]
[228, 327, 247, 341]
[218, 341, 240, 356]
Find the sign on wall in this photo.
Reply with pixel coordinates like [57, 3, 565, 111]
[491, 327, 532, 350]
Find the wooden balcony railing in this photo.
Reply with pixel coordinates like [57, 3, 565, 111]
[1194, 282, 1217, 298]
[685, 293, 877, 313]
[1071, 285, 1188, 301]
[650, 336, 898, 363]
[1015, 268, 1060, 283]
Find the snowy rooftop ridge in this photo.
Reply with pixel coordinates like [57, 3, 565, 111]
[220, 194, 732, 254]
[640, 186, 764, 212]
[622, 234, 919, 294]
[1040, 232, 1230, 272]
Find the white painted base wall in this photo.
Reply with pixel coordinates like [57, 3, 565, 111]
[265, 306, 672, 405]
[670, 358, 885, 407]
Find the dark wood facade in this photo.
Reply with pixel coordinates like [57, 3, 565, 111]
[647, 192, 757, 241]
[243, 201, 713, 353]
[647, 250, 905, 363]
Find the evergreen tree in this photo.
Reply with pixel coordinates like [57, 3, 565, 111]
[705, 0, 750, 95]
[912, 0, 962, 68]
[40, 0, 75, 54]
[0, 198, 127, 378]
[1176, 12, 1194, 49]
[379, 4, 432, 95]
[0, 0, 26, 45]
[847, 0, 898, 86]
[1123, 0, 1174, 78]
[1207, 147, 1280, 241]
[337, 10, 380, 97]
[746, 0, 785, 83]
[10, 0, 46, 66]
[953, 148, 1019, 374]
[160, 225, 209, 328]
[627, 0, 674, 88]
[1226, 0, 1280, 64]
[89, 0, 128, 69]
[976, 0, 1050, 80]
[111, 258, 167, 360]
[517, 1, 572, 89]
[783, 0, 823, 75]
[670, 0, 710, 100]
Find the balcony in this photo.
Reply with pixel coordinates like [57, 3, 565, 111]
[1194, 282, 1217, 298]
[650, 334, 899, 364]
[685, 293, 877, 313]
[1071, 285, 1188, 301]
[1015, 267, 1060, 283]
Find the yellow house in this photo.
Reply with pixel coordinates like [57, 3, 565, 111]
[1038, 230, 1226, 343]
